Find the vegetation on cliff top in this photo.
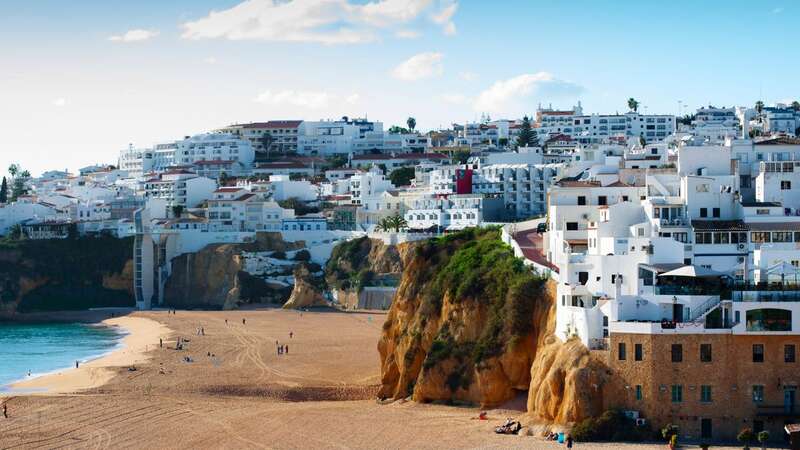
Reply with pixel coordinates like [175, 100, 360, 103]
[413, 227, 547, 381]
[325, 236, 375, 291]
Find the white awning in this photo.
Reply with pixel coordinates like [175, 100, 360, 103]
[658, 265, 723, 278]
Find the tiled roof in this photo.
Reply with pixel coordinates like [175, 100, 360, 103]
[754, 137, 800, 146]
[241, 120, 303, 129]
[352, 153, 447, 161]
[747, 221, 800, 231]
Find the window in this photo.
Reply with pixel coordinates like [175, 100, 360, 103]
[635, 384, 642, 400]
[782, 181, 792, 190]
[618, 342, 627, 360]
[671, 344, 683, 362]
[598, 196, 607, 206]
[700, 208, 708, 218]
[713, 208, 720, 218]
[700, 385, 712, 403]
[577, 196, 586, 205]
[752, 385, 764, 403]
[635, 343, 643, 361]
[700, 343, 712, 362]
[566, 222, 578, 231]
[753, 344, 764, 363]
[786, 344, 796, 363]
[747, 309, 792, 332]
[622, 195, 629, 202]
[751, 232, 771, 243]
[671, 385, 683, 403]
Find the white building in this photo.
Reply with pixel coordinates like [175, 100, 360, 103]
[143, 170, 217, 211]
[535, 103, 676, 144]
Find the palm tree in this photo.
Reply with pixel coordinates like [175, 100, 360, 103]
[7, 164, 18, 178]
[791, 101, 800, 112]
[627, 98, 640, 113]
[406, 117, 416, 132]
[376, 214, 407, 232]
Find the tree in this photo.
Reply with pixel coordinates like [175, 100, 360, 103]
[388, 125, 410, 134]
[0, 177, 7, 203]
[259, 132, 274, 158]
[515, 116, 537, 148]
[757, 430, 769, 450]
[376, 214, 407, 232]
[219, 171, 230, 186]
[737, 427, 754, 450]
[389, 166, 415, 187]
[755, 100, 764, 122]
[638, 135, 646, 147]
[10, 168, 30, 201]
[7, 164, 19, 178]
[171, 205, 184, 218]
[792, 101, 800, 112]
[406, 117, 416, 132]
[627, 98, 640, 113]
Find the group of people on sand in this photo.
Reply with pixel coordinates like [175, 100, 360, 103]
[276, 331, 294, 355]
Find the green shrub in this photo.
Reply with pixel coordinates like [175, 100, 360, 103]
[572, 410, 650, 442]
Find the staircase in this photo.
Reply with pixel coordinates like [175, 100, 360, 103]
[688, 296, 721, 323]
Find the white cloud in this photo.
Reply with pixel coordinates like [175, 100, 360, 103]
[458, 71, 477, 81]
[108, 29, 159, 43]
[440, 93, 470, 105]
[395, 29, 421, 39]
[181, 0, 457, 44]
[52, 98, 67, 107]
[345, 93, 361, 104]
[392, 52, 443, 81]
[203, 56, 218, 64]
[431, 2, 457, 35]
[254, 89, 335, 109]
[474, 72, 584, 114]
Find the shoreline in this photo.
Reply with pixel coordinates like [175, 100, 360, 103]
[2, 315, 171, 396]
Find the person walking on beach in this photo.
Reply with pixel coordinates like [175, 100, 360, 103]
[565, 435, 573, 448]
[3, 403, 8, 419]
[242, 318, 246, 326]
[289, 331, 293, 339]
[160, 338, 163, 348]
[75, 360, 79, 369]
[285, 345, 289, 354]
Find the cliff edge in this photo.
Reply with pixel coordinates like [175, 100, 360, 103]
[377, 228, 607, 424]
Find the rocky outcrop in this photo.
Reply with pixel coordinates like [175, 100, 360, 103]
[325, 237, 404, 290]
[283, 263, 327, 309]
[527, 336, 608, 423]
[0, 236, 134, 316]
[377, 228, 608, 425]
[163, 232, 301, 309]
[164, 243, 244, 309]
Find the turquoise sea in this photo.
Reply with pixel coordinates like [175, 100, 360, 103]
[0, 322, 126, 390]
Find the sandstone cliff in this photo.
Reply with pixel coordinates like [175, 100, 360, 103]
[283, 263, 327, 309]
[0, 236, 134, 316]
[325, 237, 405, 290]
[377, 228, 607, 424]
[163, 232, 301, 309]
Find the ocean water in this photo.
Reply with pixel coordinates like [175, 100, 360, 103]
[0, 322, 126, 390]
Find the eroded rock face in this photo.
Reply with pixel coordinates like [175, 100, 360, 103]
[378, 230, 555, 408]
[377, 229, 608, 424]
[283, 263, 327, 309]
[164, 244, 244, 309]
[163, 232, 299, 309]
[526, 336, 608, 423]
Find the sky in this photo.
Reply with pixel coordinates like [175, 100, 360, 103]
[1, 0, 798, 177]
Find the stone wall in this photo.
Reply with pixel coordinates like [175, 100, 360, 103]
[603, 332, 800, 442]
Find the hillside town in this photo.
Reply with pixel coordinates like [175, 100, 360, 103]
[3, 100, 800, 443]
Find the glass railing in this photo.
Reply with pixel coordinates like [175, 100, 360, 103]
[654, 285, 722, 296]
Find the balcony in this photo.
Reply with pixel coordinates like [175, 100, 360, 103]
[732, 282, 800, 302]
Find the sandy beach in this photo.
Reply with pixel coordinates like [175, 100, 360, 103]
[0, 309, 755, 449]
[6, 316, 171, 395]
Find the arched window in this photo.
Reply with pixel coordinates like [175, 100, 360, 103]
[746, 308, 792, 332]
